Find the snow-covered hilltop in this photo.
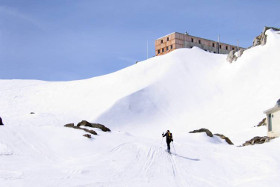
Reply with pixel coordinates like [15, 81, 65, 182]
[1, 29, 280, 186]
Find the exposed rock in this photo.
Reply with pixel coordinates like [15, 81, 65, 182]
[214, 134, 234, 145]
[64, 120, 111, 137]
[64, 123, 75, 128]
[253, 33, 266, 46]
[256, 118, 266, 127]
[77, 120, 111, 132]
[77, 120, 91, 127]
[189, 128, 213, 137]
[0, 117, 3, 125]
[82, 128, 97, 135]
[227, 26, 280, 63]
[87, 123, 111, 132]
[189, 128, 233, 145]
[253, 26, 280, 47]
[235, 49, 244, 57]
[64, 123, 97, 135]
[30, 112, 35, 114]
[241, 136, 274, 146]
[227, 49, 244, 63]
[226, 50, 237, 63]
[83, 134, 92, 138]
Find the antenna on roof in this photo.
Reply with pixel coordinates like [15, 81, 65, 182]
[146, 40, 149, 59]
[237, 40, 239, 50]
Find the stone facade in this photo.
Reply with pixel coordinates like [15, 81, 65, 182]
[155, 32, 243, 56]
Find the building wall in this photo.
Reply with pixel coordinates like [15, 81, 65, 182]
[155, 32, 242, 56]
[155, 33, 176, 56]
[267, 109, 280, 137]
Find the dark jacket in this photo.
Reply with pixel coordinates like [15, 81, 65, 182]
[162, 131, 173, 142]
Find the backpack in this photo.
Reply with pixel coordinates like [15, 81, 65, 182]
[167, 132, 172, 140]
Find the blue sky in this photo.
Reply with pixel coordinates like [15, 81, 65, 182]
[0, 0, 279, 81]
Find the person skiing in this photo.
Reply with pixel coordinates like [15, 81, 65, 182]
[162, 130, 173, 152]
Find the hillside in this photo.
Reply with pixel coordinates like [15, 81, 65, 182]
[0, 29, 280, 186]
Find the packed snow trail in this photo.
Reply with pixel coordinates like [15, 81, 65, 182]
[1, 123, 279, 186]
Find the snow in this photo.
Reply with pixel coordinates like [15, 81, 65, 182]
[1, 29, 280, 186]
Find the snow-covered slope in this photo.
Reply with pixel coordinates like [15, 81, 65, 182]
[1, 29, 280, 186]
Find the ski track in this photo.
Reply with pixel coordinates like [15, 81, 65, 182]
[0, 170, 23, 180]
[0, 125, 279, 186]
[60, 141, 195, 186]
[142, 146, 157, 175]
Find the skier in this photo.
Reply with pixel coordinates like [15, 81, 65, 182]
[0, 116, 3, 126]
[162, 130, 173, 152]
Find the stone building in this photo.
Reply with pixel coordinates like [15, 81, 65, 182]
[155, 32, 243, 56]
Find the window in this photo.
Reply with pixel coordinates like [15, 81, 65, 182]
[167, 37, 169, 41]
[161, 40, 163, 44]
[212, 43, 215, 47]
[198, 40, 201, 44]
[219, 45, 221, 49]
[191, 38, 194, 42]
[162, 48, 164, 52]
[232, 47, 235, 50]
[158, 49, 160, 54]
[170, 45, 173, 49]
[226, 46, 228, 50]
[166, 46, 169, 51]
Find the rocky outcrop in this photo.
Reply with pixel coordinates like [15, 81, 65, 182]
[189, 128, 213, 137]
[83, 134, 92, 138]
[64, 122, 97, 135]
[77, 120, 111, 132]
[226, 49, 244, 63]
[253, 31, 267, 47]
[189, 128, 234, 145]
[253, 26, 280, 47]
[226, 50, 236, 63]
[65, 123, 76, 128]
[227, 26, 280, 63]
[256, 118, 266, 127]
[83, 129, 98, 135]
[214, 134, 234, 145]
[241, 136, 274, 146]
[64, 120, 111, 138]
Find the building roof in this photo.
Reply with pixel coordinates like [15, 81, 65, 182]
[264, 99, 280, 114]
[156, 32, 245, 49]
[156, 32, 176, 40]
[264, 106, 280, 114]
